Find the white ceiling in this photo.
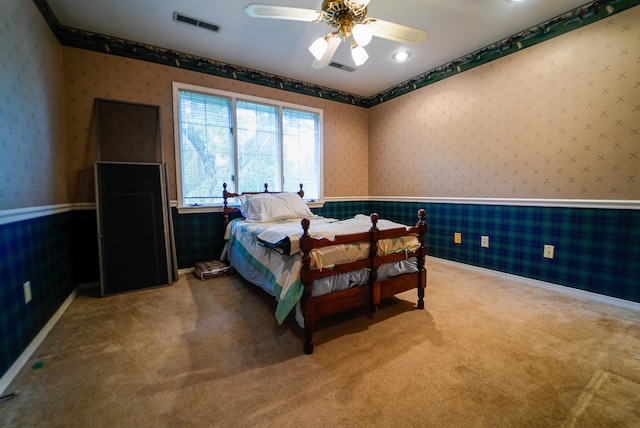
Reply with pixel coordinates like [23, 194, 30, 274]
[47, 0, 591, 97]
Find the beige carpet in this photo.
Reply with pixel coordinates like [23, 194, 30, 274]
[1, 258, 639, 427]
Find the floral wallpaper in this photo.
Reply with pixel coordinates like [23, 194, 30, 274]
[62, 49, 369, 201]
[0, 0, 68, 210]
[369, 5, 640, 199]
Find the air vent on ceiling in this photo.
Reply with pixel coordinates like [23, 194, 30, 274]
[173, 12, 220, 33]
[329, 62, 356, 73]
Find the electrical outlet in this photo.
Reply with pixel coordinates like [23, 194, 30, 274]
[481, 235, 489, 248]
[543, 245, 554, 259]
[454, 232, 462, 244]
[23, 281, 32, 304]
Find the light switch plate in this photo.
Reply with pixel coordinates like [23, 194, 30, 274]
[23, 281, 32, 303]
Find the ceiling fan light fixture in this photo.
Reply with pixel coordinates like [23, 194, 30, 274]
[352, 23, 373, 46]
[309, 36, 329, 60]
[246, 1, 428, 70]
[351, 42, 369, 66]
[392, 50, 411, 62]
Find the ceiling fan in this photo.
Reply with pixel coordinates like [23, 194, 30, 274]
[245, 0, 428, 69]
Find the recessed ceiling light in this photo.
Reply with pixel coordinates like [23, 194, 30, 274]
[392, 50, 411, 62]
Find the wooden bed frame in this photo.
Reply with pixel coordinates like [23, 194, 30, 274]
[223, 183, 427, 354]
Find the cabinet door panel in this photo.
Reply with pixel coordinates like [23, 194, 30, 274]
[96, 162, 170, 295]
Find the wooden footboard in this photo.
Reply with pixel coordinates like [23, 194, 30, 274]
[299, 209, 427, 354]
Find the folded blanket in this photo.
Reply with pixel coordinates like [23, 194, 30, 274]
[257, 236, 290, 255]
[255, 217, 337, 255]
[256, 214, 413, 256]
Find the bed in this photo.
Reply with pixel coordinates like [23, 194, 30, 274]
[221, 183, 427, 354]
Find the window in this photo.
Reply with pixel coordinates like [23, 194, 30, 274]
[173, 82, 323, 208]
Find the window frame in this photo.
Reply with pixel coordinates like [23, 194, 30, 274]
[172, 82, 324, 212]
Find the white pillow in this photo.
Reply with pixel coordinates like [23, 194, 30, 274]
[237, 193, 262, 217]
[274, 192, 314, 218]
[239, 192, 313, 222]
[238, 193, 271, 219]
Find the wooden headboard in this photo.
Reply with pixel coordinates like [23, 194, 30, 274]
[222, 182, 305, 228]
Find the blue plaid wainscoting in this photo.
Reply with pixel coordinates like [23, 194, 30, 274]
[3, 201, 638, 379]
[0, 211, 78, 377]
[173, 200, 639, 303]
[171, 208, 241, 269]
[369, 200, 640, 303]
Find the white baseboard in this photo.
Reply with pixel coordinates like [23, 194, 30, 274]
[428, 256, 640, 312]
[179, 267, 194, 276]
[0, 289, 77, 395]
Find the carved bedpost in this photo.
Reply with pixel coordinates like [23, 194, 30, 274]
[370, 212, 379, 230]
[416, 209, 428, 310]
[369, 213, 380, 313]
[300, 217, 315, 354]
[298, 183, 304, 198]
[263, 183, 269, 193]
[223, 182, 230, 228]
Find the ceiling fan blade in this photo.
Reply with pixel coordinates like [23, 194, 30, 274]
[245, 4, 322, 22]
[311, 35, 341, 69]
[367, 18, 428, 45]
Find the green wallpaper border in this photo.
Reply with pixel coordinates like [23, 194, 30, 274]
[33, 0, 640, 107]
